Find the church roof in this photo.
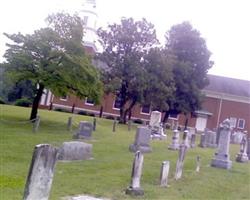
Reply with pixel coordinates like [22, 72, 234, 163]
[205, 74, 250, 98]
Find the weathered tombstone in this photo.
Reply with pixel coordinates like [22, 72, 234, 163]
[149, 111, 161, 128]
[211, 119, 232, 169]
[23, 144, 58, 200]
[190, 134, 196, 148]
[129, 126, 152, 153]
[232, 131, 244, 144]
[206, 131, 217, 148]
[126, 151, 144, 196]
[196, 156, 201, 172]
[32, 116, 40, 133]
[128, 120, 132, 131]
[149, 111, 166, 139]
[174, 143, 188, 180]
[58, 141, 93, 161]
[67, 116, 73, 131]
[183, 130, 190, 148]
[168, 129, 180, 150]
[199, 132, 206, 148]
[74, 121, 93, 139]
[93, 117, 96, 131]
[160, 161, 170, 187]
[235, 135, 248, 163]
[112, 118, 117, 132]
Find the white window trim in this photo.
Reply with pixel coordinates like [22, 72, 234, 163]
[237, 118, 245, 129]
[85, 97, 94, 106]
[169, 114, 179, 120]
[60, 96, 68, 101]
[112, 99, 121, 110]
[140, 105, 151, 115]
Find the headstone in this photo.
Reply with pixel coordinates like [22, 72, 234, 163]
[149, 111, 161, 128]
[183, 130, 190, 148]
[196, 156, 201, 172]
[160, 161, 170, 187]
[190, 134, 196, 148]
[58, 141, 93, 161]
[23, 144, 58, 200]
[199, 133, 206, 148]
[128, 120, 132, 131]
[74, 121, 93, 139]
[231, 131, 244, 144]
[168, 129, 180, 150]
[211, 119, 232, 169]
[235, 135, 248, 163]
[206, 131, 217, 148]
[67, 117, 73, 131]
[129, 126, 152, 153]
[149, 111, 166, 139]
[32, 116, 40, 133]
[174, 143, 188, 180]
[93, 118, 96, 131]
[112, 119, 117, 132]
[126, 151, 144, 196]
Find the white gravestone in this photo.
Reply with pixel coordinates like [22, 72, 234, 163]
[235, 135, 248, 163]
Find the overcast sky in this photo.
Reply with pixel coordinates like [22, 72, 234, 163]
[0, 0, 249, 80]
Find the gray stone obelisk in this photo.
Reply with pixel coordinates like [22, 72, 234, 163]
[126, 151, 144, 196]
[211, 119, 232, 169]
[23, 144, 58, 200]
[160, 161, 170, 187]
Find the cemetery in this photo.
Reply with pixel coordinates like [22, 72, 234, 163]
[0, 104, 249, 200]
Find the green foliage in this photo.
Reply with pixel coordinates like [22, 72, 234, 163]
[97, 18, 159, 123]
[133, 118, 143, 124]
[2, 12, 103, 120]
[14, 98, 32, 107]
[54, 108, 71, 113]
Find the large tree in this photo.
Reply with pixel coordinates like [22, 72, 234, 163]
[163, 21, 213, 123]
[2, 13, 102, 120]
[97, 18, 158, 123]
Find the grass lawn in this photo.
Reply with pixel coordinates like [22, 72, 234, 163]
[0, 104, 249, 200]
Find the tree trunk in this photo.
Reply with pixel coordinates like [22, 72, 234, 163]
[30, 84, 44, 121]
[184, 114, 189, 130]
[99, 106, 103, 118]
[163, 111, 170, 123]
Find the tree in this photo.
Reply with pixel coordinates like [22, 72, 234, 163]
[97, 18, 158, 123]
[2, 13, 102, 120]
[163, 21, 213, 125]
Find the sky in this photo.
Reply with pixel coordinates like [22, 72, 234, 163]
[0, 0, 249, 81]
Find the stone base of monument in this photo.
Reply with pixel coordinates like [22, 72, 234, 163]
[125, 187, 144, 196]
[235, 153, 249, 163]
[168, 144, 179, 150]
[151, 133, 167, 140]
[211, 158, 232, 169]
[73, 133, 92, 140]
[129, 144, 152, 153]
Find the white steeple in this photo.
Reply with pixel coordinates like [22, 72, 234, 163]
[79, 0, 98, 53]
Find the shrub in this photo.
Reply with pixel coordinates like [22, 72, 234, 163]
[14, 98, 32, 107]
[54, 108, 71, 113]
[78, 110, 88, 115]
[0, 97, 5, 104]
[105, 115, 115, 120]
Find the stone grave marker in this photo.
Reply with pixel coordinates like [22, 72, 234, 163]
[149, 111, 166, 139]
[126, 151, 144, 196]
[206, 130, 217, 148]
[168, 129, 180, 150]
[74, 121, 93, 139]
[196, 156, 201, 172]
[129, 126, 152, 153]
[211, 119, 232, 169]
[160, 161, 170, 187]
[190, 133, 196, 148]
[23, 144, 58, 200]
[235, 135, 248, 163]
[67, 116, 73, 131]
[58, 141, 93, 161]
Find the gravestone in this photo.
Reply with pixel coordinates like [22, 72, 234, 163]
[149, 111, 166, 139]
[74, 121, 93, 139]
[23, 144, 58, 200]
[199, 133, 206, 148]
[126, 151, 144, 196]
[58, 141, 93, 161]
[175, 130, 188, 180]
[206, 130, 217, 148]
[196, 156, 201, 172]
[211, 119, 232, 169]
[129, 126, 152, 153]
[168, 129, 180, 150]
[190, 133, 196, 148]
[235, 135, 248, 163]
[183, 130, 190, 148]
[160, 161, 170, 187]
[231, 131, 244, 144]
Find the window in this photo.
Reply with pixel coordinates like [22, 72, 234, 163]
[229, 117, 237, 128]
[113, 97, 121, 110]
[238, 119, 245, 129]
[141, 105, 150, 115]
[169, 113, 178, 119]
[60, 95, 67, 101]
[85, 98, 94, 106]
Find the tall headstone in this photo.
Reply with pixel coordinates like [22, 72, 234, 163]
[211, 119, 232, 169]
[235, 135, 248, 163]
[160, 161, 170, 187]
[67, 116, 73, 131]
[126, 151, 144, 196]
[183, 130, 190, 148]
[23, 144, 58, 200]
[74, 121, 93, 139]
[58, 141, 93, 161]
[32, 116, 40, 133]
[199, 132, 206, 148]
[190, 134, 196, 148]
[196, 156, 201, 172]
[168, 129, 180, 150]
[129, 126, 152, 153]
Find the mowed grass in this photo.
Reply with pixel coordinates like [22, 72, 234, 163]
[0, 104, 249, 200]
